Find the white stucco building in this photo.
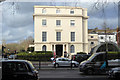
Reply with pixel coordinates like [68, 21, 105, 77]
[98, 33, 117, 44]
[88, 34, 98, 53]
[33, 6, 89, 58]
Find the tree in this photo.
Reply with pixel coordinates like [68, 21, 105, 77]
[19, 36, 34, 51]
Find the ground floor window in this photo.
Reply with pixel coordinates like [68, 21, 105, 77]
[42, 45, 47, 51]
[70, 45, 74, 53]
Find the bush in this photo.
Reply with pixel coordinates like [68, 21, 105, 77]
[17, 51, 53, 61]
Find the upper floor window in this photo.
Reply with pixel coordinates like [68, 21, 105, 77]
[101, 36, 104, 39]
[42, 32, 47, 42]
[70, 45, 75, 53]
[56, 9, 60, 13]
[42, 9, 46, 13]
[91, 42, 94, 45]
[91, 36, 94, 38]
[56, 20, 61, 26]
[42, 19, 47, 26]
[56, 32, 61, 41]
[70, 10, 74, 14]
[71, 32, 75, 41]
[70, 20, 75, 26]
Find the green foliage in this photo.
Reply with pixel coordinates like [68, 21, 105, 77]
[17, 51, 53, 61]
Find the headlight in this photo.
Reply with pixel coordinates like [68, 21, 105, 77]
[113, 70, 118, 73]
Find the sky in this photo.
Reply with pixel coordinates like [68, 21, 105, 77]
[0, 0, 119, 44]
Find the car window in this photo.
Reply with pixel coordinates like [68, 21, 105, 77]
[62, 59, 65, 61]
[16, 62, 27, 72]
[58, 59, 62, 61]
[3, 62, 16, 72]
[94, 54, 105, 62]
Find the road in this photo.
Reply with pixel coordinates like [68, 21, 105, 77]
[38, 69, 108, 80]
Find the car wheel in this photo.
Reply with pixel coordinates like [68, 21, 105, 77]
[87, 69, 93, 75]
[54, 63, 59, 68]
[72, 64, 76, 67]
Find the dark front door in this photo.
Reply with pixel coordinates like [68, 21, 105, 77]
[56, 45, 63, 57]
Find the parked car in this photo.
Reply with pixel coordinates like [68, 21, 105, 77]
[79, 52, 120, 75]
[108, 67, 120, 80]
[8, 55, 17, 59]
[0, 60, 38, 80]
[53, 57, 79, 67]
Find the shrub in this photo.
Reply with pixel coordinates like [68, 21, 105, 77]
[17, 51, 53, 61]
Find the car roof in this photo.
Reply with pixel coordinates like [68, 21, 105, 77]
[0, 59, 28, 63]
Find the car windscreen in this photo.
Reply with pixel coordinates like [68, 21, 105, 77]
[87, 54, 96, 61]
[27, 61, 36, 70]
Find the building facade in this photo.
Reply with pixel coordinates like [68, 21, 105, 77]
[88, 34, 98, 53]
[98, 33, 117, 44]
[33, 6, 89, 58]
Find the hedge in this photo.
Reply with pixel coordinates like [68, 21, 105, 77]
[16, 51, 53, 61]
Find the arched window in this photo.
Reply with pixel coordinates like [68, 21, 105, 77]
[70, 45, 74, 53]
[42, 45, 46, 51]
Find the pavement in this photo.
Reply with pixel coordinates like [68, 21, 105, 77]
[38, 69, 108, 80]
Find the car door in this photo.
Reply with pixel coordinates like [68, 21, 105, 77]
[93, 54, 106, 71]
[64, 58, 71, 66]
[16, 62, 29, 80]
[2, 62, 17, 80]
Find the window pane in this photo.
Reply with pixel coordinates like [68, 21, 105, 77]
[56, 32, 61, 41]
[42, 9, 46, 13]
[70, 20, 75, 26]
[91, 42, 94, 45]
[42, 45, 46, 51]
[56, 9, 60, 13]
[70, 45, 74, 53]
[17, 63, 27, 72]
[42, 19, 46, 26]
[42, 32, 47, 41]
[56, 20, 61, 26]
[3, 62, 16, 72]
[70, 10, 74, 14]
[71, 32, 75, 41]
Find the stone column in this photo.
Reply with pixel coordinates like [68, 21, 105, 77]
[82, 8, 88, 54]
[83, 19, 88, 53]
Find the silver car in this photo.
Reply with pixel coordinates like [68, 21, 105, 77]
[53, 57, 79, 67]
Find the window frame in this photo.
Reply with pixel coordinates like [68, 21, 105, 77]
[42, 8, 46, 13]
[56, 32, 61, 41]
[56, 9, 60, 13]
[70, 10, 74, 14]
[42, 45, 47, 51]
[70, 20, 75, 26]
[56, 20, 61, 26]
[70, 45, 75, 53]
[71, 32, 75, 41]
[42, 32, 47, 42]
[42, 19, 47, 26]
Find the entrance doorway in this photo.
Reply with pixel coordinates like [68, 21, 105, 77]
[56, 45, 63, 57]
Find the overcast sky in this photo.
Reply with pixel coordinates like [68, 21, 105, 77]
[0, 1, 118, 44]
